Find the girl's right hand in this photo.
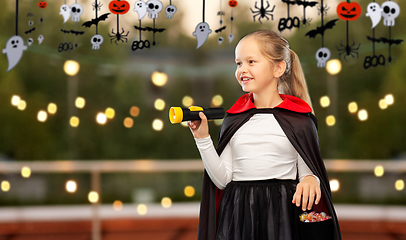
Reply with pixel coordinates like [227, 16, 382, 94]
[187, 112, 210, 139]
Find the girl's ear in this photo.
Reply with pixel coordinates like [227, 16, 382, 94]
[274, 61, 286, 78]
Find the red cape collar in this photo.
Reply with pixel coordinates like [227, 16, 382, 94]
[227, 93, 312, 114]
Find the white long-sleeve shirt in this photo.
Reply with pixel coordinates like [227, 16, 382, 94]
[195, 114, 318, 189]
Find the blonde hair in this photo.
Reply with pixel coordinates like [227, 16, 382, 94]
[243, 30, 313, 111]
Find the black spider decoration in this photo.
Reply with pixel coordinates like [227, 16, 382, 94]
[250, 0, 275, 24]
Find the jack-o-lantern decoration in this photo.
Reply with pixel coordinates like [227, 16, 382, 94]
[38, 1, 47, 9]
[337, 1, 361, 21]
[229, 0, 238, 8]
[109, 0, 130, 14]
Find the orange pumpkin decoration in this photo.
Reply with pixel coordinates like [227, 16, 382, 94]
[229, 0, 238, 8]
[337, 1, 362, 21]
[38, 1, 47, 9]
[109, 0, 130, 14]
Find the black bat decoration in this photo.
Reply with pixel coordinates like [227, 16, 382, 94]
[60, 29, 85, 35]
[305, 19, 338, 38]
[133, 26, 166, 33]
[282, 0, 297, 5]
[82, 13, 111, 28]
[25, 27, 36, 34]
[215, 26, 227, 33]
[367, 36, 403, 45]
[295, 0, 318, 7]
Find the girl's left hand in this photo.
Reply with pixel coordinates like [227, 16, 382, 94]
[292, 175, 321, 211]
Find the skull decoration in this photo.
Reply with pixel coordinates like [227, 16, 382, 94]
[91, 34, 104, 50]
[70, 3, 83, 22]
[146, 0, 163, 19]
[165, 5, 177, 19]
[315, 47, 331, 68]
[381, 1, 400, 27]
[27, 38, 34, 46]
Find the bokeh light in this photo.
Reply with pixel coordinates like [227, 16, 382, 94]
[320, 96, 330, 108]
[152, 119, 164, 131]
[21, 166, 31, 178]
[17, 100, 26, 110]
[64, 60, 80, 76]
[124, 117, 134, 128]
[151, 71, 168, 87]
[182, 96, 194, 107]
[75, 97, 85, 109]
[11, 95, 21, 106]
[88, 191, 99, 203]
[357, 109, 368, 121]
[385, 94, 394, 105]
[96, 113, 107, 125]
[66, 180, 77, 193]
[154, 98, 166, 111]
[1, 181, 10, 192]
[113, 200, 123, 211]
[395, 179, 404, 191]
[326, 115, 336, 126]
[137, 204, 148, 215]
[130, 106, 140, 117]
[48, 103, 57, 114]
[37, 110, 48, 122]
[348, 102, 358, 114]
[161, 197, 172, 208]
[211, 95, 223, 107]
[379, 99, 388, 110]
[105, 108, 115, 119]
[330, 179, 340, 192]
[184, 186, 195, 197]
[374, 165, 384, 177]
[70, 116, 79, 127]
[326, 59, 342, 75]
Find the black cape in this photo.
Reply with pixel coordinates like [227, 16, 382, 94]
[197, 94, 341, 240]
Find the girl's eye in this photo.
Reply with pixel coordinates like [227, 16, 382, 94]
[249, 60, 255, 64]
[236, 62, 241, 66]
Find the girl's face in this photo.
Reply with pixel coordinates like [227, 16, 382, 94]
[234, 37, 281, 95]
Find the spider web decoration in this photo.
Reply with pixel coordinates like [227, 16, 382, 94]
[215, 0, 227, 45]
[82, 0, 110, 50]
[2, 0, 28, 72]
[335, 0, 362, 61]
[25, 0, 36, 46]
[58, 0, 85, 52]
[250, 0, 275, 24]
[364, 0, 403, 69]
[228, 0, 237, 42]
[305, 0, 338, 68]
[108, 0, 130, 45]
[278, 0, 300, 32]
[37, 0, 46, 44]
[193, 0, 212, 49]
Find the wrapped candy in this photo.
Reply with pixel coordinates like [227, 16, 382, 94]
[299, 211, 331, 222]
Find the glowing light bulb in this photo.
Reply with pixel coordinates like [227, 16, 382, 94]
[66, 180, 77, 193]
[330, 179, 340, 192]
[161, 197, 172, 208]
[184, 186, 195, 197]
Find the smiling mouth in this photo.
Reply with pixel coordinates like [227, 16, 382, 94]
[240, 77, 252, 84]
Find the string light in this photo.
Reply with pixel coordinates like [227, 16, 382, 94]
[137, 204, 148, 215]
[379, 99, 388, 110]
[48, 103, 57, 114]
[154, 99, 166, 111]
[329, 179, 340, 192]
[88, 191, 99, 203]
[96, 113, 107, 125]
[37, 110, 48, 122]
[184, 186, 195, 197]
[374, 165, 384, 177]
[66, 180, 77, 193]
[348, 102, 358, 114]
[152, 119, 164, 131]
[326, 115, 336, 126]
[70, 116, 79, 127]
[124, 117, 134, 128]
[161, 197, 172, 208]
[395, 180, 404, 191]
[1, 181, 10, 192]
[151, 71, 168, 87]
[130, 106, 140, 117]
[21, 166, 31, 178]
[64, 60, 80, 76]
[75, 97, 85, 109]
[326, 59, 342, 75]
[320, 96, 330, 108]
[17, 100, 26, 110]
[357, 109, 368, 121]
[385, 94, 394, 105]
[11, 95, 21, 106]
[105, 108, 115, 119]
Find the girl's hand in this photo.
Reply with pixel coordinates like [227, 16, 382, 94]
[292, 175, 321, 211]
[187, 112, 210, 139]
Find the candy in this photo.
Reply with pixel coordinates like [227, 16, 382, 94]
[299, 212, 331, 222]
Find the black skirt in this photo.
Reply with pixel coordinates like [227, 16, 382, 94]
[215, 179, 301, 240]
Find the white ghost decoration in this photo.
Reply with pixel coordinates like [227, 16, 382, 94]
[134, 0, 147, 20]
[381, 1, 400, 27]
[193, 22, 212, 49]
[38, 35, 44, 44]
[70, 3, 83, 22]
[2, 36, 27, 72]
[228, 34, 234, 43]
[91, 34, 104, 50]
[315, 47, 331, 68]
[366, 2, 382, 29]
[165, 5, 177, 19]
[146, 0, 163, 19]
[60, 4, 71, 23]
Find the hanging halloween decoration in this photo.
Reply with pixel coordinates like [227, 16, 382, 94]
[165, 0, 177, 19]
[278, 0, 300, 32]
[364, 0, 403, 69]
[108, 0, 130, 44]
[336, 0, 362, 61]
[215, 0, 226, 45]
[132, 0, 166, 50]
[2, 0, 28, 72]
[193, 0, 212, 49]
[58, 1, 85, 52]
[25, 0, 36, 46]
[82, 0, 110, 50]
[250, 0, 275, 24]
[305, 0, 338, 68]
[296, 0, 318, 26]
[228, 0, 237, 42]
[37, 0, 46, 44]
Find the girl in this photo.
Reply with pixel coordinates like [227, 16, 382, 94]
[189, 30, 341, 240]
